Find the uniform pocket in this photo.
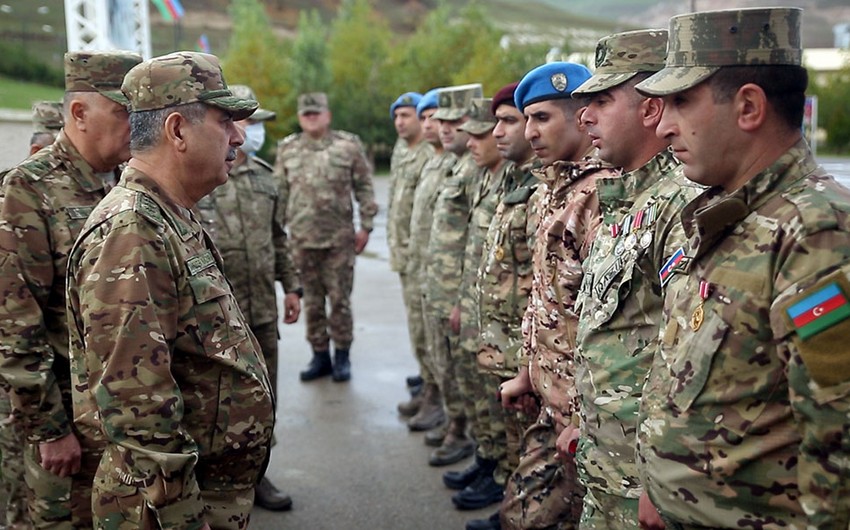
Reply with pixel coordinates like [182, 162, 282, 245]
[668, 307, 729, 411]
[187, 264, 247, 356]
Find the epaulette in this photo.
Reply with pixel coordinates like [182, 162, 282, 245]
[333, 130, 362, 145]
[10, 152, 63, 182]
[250, 155, 274, 173]
[133, 192, 163, 226]
[781, 173, 842, 235]
[278, 133, 300, 147]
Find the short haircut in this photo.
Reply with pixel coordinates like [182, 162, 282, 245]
[551, 96, 588, 117]
[30, 132, 55, 149]
[708, 65, 808, 130]
[129, 102, 207, 153]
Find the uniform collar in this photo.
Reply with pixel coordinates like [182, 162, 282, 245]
[121, 166, 201, 242]
[54, 130, 114, 193]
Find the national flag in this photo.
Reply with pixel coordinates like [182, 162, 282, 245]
[151, 0, 173, 22]
[658, 247, 685, 286]
[166, 0, 185, 19]
[786, 282, 850, 340]
[197, 34, 210, 53]
[151, 0, 184, 22]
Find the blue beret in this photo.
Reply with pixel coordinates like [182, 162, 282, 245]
[514, 62, 593, 111]
[416, 88, 441, 118]
[390, 92, 422, 120]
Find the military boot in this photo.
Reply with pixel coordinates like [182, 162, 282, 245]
[424, 421, 448, 447]
[465, 511, 501, 530]
[407, 383, 445, 431]
[397, 392, 423, 416]
[451, 469, 504, 511]
[300, 350, 332, 381]
[254, 476, 293, 511]
[332, 348, 351, 382]
[429, 418, 475, 466]
[443, 454, 490, 490]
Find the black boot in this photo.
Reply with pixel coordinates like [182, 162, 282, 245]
[300, 350, 332, 381]
[332, 348, 351, 382]
[443, 455, 491, 490]
[254, 476, 293, 511]
[465, 511, 501, 530]
[451, 471, 504, 511]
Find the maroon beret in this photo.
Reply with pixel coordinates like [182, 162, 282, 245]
[491, 82, 519, 114]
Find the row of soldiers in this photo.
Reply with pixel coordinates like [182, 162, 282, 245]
[388, 7, 850, 530]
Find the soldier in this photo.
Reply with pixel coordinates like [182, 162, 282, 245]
[634, 8, 850, 529]
[0, 50, 141, 529]
[29, 101, 64, 155]
[570, 29, 700, 529]
[386, 91, 436, 416]
[498, 62, 617, 530]
[66, 51, 273, 530]
[416, 84, 481, 443]
[275, 92, 378, 383]
[461, 81, 539, 530]
[195, 84, 301, 512]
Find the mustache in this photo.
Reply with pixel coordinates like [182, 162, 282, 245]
[226, 148, 238, 161]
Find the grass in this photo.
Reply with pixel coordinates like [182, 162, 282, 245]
[0, 75, 64, 110]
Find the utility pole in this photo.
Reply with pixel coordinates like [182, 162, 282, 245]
[64, 0, 151, 58]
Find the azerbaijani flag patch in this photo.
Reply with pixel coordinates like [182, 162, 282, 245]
[786, 282, 850, 340]
[659, 247, 685, 287]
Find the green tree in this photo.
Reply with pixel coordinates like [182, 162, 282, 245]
[810, 62, 850, 153]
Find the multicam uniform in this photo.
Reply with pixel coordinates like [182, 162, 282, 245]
[639, 140, 850, 529]
[573, 150, 698, 528]
[275, 130, 378, 352]
[502, 158, 616, 530]
[196, 155, 301, 397]
[477, 160, 539, 483]
[66, 167, 274, 530]
[0, 131, 118, 528]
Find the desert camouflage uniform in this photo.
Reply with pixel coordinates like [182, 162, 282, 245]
[0, 130, 120, 528]
[639, 140, 850, 529]
[501, 158, 615, 530]
[387, 140, 436, 383]
[478, 159, 539, 482]
[424, 153, 478, 421]
[196, 155, 301, 398]
[573, 150, 699, 528]
[275, 130, 377, 352]
[66, 167, 274, 530]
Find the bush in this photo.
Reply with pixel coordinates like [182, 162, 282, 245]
[0, 42, 63, 87]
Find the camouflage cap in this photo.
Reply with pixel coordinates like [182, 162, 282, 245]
[122, 51, 257, 120]
[636, 7, 803, 97]
[31, 101, 64, 133]
[230, 84, 276, 121]
[572, 29, 668, 96]
[432, 83, 483, 121]
[458, 98, 496, 135]
[64, 50, 142, 106]
[298, 92, 329, 115]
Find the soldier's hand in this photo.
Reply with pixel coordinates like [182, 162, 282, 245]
[449, 305, 461, 335]
[638, 491, 666, 530]
[39, 432, 82, 478]
[354, 229, 370, 254]
[499, 370, 533, 411]
[555, 424, 579, 462]
[283, 292, 301, 324]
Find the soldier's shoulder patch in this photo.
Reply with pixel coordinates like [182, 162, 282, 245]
[249, 155, 274, 173]
[133, 192, 163, 226]
[781, 270, 850, 386]
[10, 153, 62, 182]
[781, 178, 840, 234]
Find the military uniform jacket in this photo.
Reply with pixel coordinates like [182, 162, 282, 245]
[574, 149, 698, 498]
[196, 156, 301, 327]
[639, 140, 850, 528]
[0, 130, 114, 442]
[478, 160, 540, 377]
[407, 150, 457, 282]
[387, 140, 435, 272]
[275, 130, 378, 249]
[66, 167, 274, 527]
[521, 158, 615, 433]
[425, 153, 479, 318]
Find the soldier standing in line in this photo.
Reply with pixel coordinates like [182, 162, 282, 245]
[386, 91, 437, 416]
[28, 101, 65, 155]
[570, 29, 701, 529]
[634, 8, 850, 529]
[461, 81, 539, 530]
[195, 84, 302, 512]
[67, 51, 273, 530]
[275, 92, 378, 383]
[415, 84, 481, 443]
[498, 62, 618, 530]
[0, 50, 141, 529]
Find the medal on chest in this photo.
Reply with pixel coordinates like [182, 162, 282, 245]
[690, 280, 711, 331]
[610, 202, 657, 258]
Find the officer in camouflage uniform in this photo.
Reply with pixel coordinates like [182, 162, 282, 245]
[415, 84, 481, 439]
[463, 82, 539, 530]
[66, 51, 273, 530]
[0, 50, 141, 529]
[275, 92, 378, 383]
[634, 8, 850, 529]
[195, 84, 301, 512]
[386, 91, 437, 416]
[0, 99, 64, 530]
[570, 29, 702, 529]
[499, 62, 617, 530]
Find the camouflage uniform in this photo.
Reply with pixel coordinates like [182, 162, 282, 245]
[196, 155, 301, 397]
[574, 150, 697, 528]
[67, 167, 274, 530]
[501, 158, 615, 530]
[275, 128, 377, 352]
[0, 49, 140, 529]
[31, 101, 64, 135]
[478, 159, 540, 482]
[387, 139, 436, 385]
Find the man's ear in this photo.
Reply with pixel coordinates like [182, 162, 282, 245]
[574, 105, 587, 132]
[68, 97, 87, 131]
[163, 111, 189, 152]
[641, 97, 664, 130]
[735, 83, 768, 133]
